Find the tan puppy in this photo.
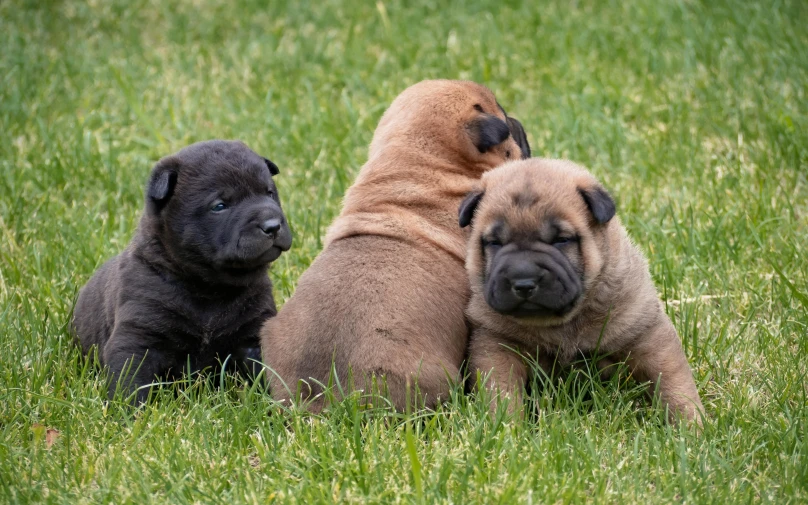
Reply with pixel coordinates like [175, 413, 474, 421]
[459, 159, 704, 422]
[261, 80, 530, 411]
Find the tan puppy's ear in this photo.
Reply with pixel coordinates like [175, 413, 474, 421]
[578, 184, 616, 224]
[466, 112, 510, 154]
[505, 117, 531, 159]
[147, 157, 180, 211]
[458, 190, 485, 228]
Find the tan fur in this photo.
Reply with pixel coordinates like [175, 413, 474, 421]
[465, 159, 705, 423]
[261, 80, 524, 411]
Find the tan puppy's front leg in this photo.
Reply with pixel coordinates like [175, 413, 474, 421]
[628, 320, 705, 424]
[469, 329, 528, 416]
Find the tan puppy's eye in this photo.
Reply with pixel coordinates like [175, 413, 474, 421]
[551, 235, 578, 247]
[482, 237, 503, 249]
[473, 104, 484, 112]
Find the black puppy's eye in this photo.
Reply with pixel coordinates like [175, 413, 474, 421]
[267, 188, 275, 197]
[473, 104, 484, 112]
[211, 202, 228, 212]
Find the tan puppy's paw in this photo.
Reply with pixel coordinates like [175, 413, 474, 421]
[469, 328, 528, 418]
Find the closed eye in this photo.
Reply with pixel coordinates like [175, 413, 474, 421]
[482, 237, 503, 249]
[552, 236, 577, 247]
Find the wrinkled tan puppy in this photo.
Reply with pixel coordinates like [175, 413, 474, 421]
[261, 80, 530, 411]
[459, 159, 704, 422]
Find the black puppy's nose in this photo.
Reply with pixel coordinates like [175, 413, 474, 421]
[260, 218, 281, 236]
[511, 278, 538, 298]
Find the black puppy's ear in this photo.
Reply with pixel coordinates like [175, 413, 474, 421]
[458, 190, 485, 228]
[506, 116, 531, 159]
[147, 157, 179, 207]
[578, 185, 616, 224]
[264, 157, 280, 176]
[467, 114, 510, 154]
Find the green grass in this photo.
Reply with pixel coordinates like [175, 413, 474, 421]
[1, 0, 807, 502]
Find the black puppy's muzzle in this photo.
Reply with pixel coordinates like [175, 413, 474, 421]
[248, 202, 291, 253]
[221, 197, 292, 269]
[484, 246, 581, 318]
[260, 218, 282, 238]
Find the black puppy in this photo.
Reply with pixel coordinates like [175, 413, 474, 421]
[73, 140, 292, 403]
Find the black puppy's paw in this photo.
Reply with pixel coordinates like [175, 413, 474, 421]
[104, 344, 169, 406]
[234, 346, 265, 383]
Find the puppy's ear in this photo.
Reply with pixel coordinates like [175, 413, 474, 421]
[264, 157, 280, 176]
[578, 185, 616, 224]
[467, 114, 510, 154]
[458, 190, 484, 228]
[147, 157, 179, 209]
[506, 116, 531, 159]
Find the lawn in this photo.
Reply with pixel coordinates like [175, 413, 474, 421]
[1, 0, 807, 503]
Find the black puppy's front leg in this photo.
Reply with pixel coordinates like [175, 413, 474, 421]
[233, 345, 264, 384]
[103, 336, 171, 404]
[229, 313, 272, 385]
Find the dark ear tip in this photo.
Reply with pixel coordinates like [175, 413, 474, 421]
[264, 158, 280, 176]
[471, 115, 510, 154]
[506, 116, 531, 159]
[579, 186, 616, 224]
[458, 190, 484, 228]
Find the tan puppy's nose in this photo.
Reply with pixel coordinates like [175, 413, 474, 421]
[506, 260, 545, 299]
[511, 278, 538, 299]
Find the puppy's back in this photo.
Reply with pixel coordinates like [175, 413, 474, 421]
[263, 233, 469, 410]
[261, 80, 528, 411]
[73, 253, 123, 355]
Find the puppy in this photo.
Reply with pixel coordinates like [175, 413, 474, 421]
[459, 159, 704, 422]
[262, 80, 530, 411]
[73, 140, 292, 403]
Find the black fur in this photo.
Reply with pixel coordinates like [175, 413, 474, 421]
[458, 190, 484, 228]
[578, 186, 616, 224]
[72, 140, 292, 404]
[495, 102, 531, 159]
[506, 117, 531, 159]
[264, 157, 280, 176]
[146, 159, 178, 205]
